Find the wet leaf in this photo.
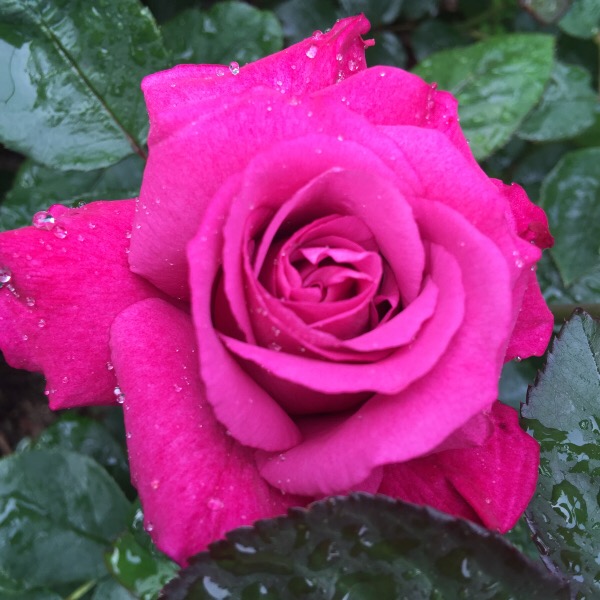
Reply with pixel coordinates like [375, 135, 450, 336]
[559, 0, 600, 39]
[30, 413, 133, 498]
[162, 1, 283, 66]
[162, 494, 569, 600]
[0, 155, 144, 232]
[540, 147, 600, 286]
[520, 0, 574, 23]
[0, 449, 130, 588]
[521, 311, 600, 598]
[499, 358, 542, 411]
[518, 62, 597, 142]
[275, 0, 338, 44]
[107, 531, 178, 600]
[92, 578, 137, 600]
[413, 34, 554, 160]
[0, 0, 169, 170]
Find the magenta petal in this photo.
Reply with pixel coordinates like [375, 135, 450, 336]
[313, 66, 474, 163]
[379, 403, 539, 532]
[0, 201, 162, 409]
[142, 15, 371, 127]
[188, 181, 302, 451]
[110, 298, 307, 565]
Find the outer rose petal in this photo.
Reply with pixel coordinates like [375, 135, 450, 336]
[141, 15, 371, 127]
[109, 298, 306, 565]
[313, 67, 475, 164]
[378, 402, 539, 533]
[495, 181, 554, 360]
[0, 201, 162, 409]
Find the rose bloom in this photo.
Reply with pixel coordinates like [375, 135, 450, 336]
[0, 16, 553, 564]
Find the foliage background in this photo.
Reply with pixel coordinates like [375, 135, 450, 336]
[0, 0, 599, 598]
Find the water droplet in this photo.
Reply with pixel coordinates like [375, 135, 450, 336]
[125, 231, 132, 239]
[88, 222, 96, 230]
[146, 521, 154, 532]
[32, 211, 55, 230]
[229, 61, 240, 75]
[77, 234, 85, 242]
[151, 479, 160, 490]
[269, 342, 282, 352]
[348, 59, 358, 72]
[106, 361, 114, 371]
[306, 45, 318, 59]
[173, 383, 182, 392]
[336, 53, 343, 62]
[22, 334, 28, 341]
[38, 319, 46, 328]
[62, 376, 69, 384]
[0, 266, 12, 287]
[215, 67, 225, 77]
[312, 30, 323, 40]
[207, 497, 224, 511]
[114, 386, 125, 404]
[515, 356, 522, 362]
[53, 226, 67, 239]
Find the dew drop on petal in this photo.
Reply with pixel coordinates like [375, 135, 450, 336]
[306, 45, 318, 59]
[207, 498, 224, 511]
[215, 67, 225, 77]
[106, 361, 114, 371]
[25, 297, 35, 307]
[32, 211, 55, 230]
[146, 522, 154, 532]
[38, 319, 46, 328]
[229, 61, 240, 75]
[53, 226, 67, 239]
[0, 266, 12, 287]
[113, 386, 125, 404]
[151, 479, 160, 490]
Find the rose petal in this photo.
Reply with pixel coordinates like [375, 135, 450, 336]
[313, 66, 474, 163]
[188, 176, 303, 451]
[0, 201, 162, 409]
[142, 15, 371, 131]
[257, 200, 513, 495]
[378, 402, 539, 532]
[110, 298, 307, 564]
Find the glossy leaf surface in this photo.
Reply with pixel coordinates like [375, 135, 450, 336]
[0, 0, 168, 170]
[413, 34, 554, 160]
[163, 495, 569, 600]
[522, 312, 600, 598]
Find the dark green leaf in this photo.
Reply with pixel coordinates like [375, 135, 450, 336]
[0, 154, 144, 231]
[518, 62, 597, 142]
[511, 142, 572, 200]
[559, 0, 600, 39]
[0, 449, 130, 588]
[411, 20, 471, 63]
[163, 2, 283, 66]
[0, 569, 62, 599]
[366, 31, 406, 68]
[107, 532, 178, 600]
[499, 358, 542, 411]
[92, 578, 137, 600]
[275, 0, 338, 44]
[503, 517, 542, 561]
[401, 0, 439, 20]
[0, 0, 169, 170]
[540, 147, 600, 285]
[521, 311, 600, 598]
[163, 494, 569, 600]
[31, 413, 132, 497]
[520, 0, 574, 23]
[413, 34, 554, 160]
[338, 0, 403, 25]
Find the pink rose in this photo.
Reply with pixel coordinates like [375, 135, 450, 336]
[0, 16, 553, 564]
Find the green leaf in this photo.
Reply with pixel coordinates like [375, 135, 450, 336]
[107, 532, 178, 600]
[0, 154, 144, 232]
[275, 0, 338, 44]
[413, 34, 555, 160]
[540, 147, 600, 286]
[366, 31, 406, 68]
[162, 2, 283, 66]
[30, 413, 133, 498]
[92, 578, 136, 600]
[0, 569, 63, 599]
[499, 358, 542, 411]
[400, 0, 439, 20]
[559, 0, 600, 39]
[520, 0, 574, 24]
[0, 449, 130, 588]
[338, 0, 403, 25]
[0, 0, 169, 170]
[411, 20, 471, 62]
[521, 311, 600, 598]
[162, 494, 569, 599]
[518, 62, 597, 142]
